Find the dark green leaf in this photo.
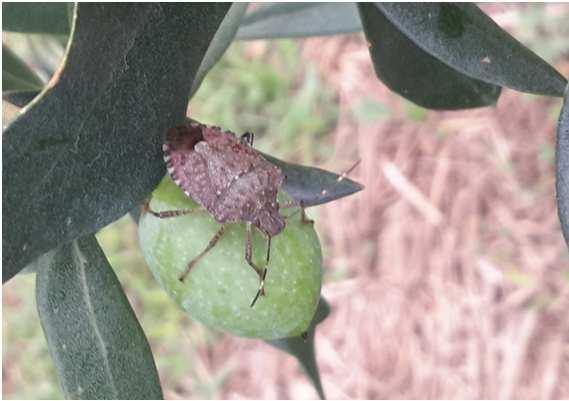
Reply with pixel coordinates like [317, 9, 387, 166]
[190, 3, 249, 97]
[374, 3, 567, 98]
[237, 3, 361, 40]
[2, 89, 40, 107]
[358, 4, 501, 110]
[263, 153, 364, 207]
[2, 4, 229, 283]
[183, 117, 364, 207]
[2, 2, 72, 35]
[18, 248, 56, 275]
[36, 235, 163, 399]
[557, 86, 569, 247]
[2, 45, 44, 91]
[267, 298, 331, 399]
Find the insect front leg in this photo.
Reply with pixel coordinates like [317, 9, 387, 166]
[246, 223, 271, 307]
[179, 225, 226, 282]
[143, 200, 200, 219]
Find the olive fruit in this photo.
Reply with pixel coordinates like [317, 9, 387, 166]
[138, 177, 323, 340]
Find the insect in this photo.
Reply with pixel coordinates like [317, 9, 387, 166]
[145, 121, 358, 307]
[145, 122, 299, 307]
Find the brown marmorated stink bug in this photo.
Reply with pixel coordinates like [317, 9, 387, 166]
[145, 121, 359, 307]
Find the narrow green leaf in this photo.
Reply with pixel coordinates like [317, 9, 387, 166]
[557, 85, 569, 247]
[2, 89, 40, 107]
[36, 235, 163, 399]
[237, 3, 361, 40]
[267, 298, 331, 399]
[358, 4, 501, 110]
[2, 45, 44, 91]
[2, 4, 230, 283]
[263, 153, 364, 207]
[375, 3, 567, 98]
[183, 117, 364, 207]
[19, 248, 57, 275]
[190, 3, 249, 97]
[2, 2, 72, 35]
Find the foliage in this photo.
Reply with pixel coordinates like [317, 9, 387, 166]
[2, 3, 568, 400]
[36, 236, 163, 399]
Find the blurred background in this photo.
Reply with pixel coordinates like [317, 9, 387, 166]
[3, 3, 569, 399]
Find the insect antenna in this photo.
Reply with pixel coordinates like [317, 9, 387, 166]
[280, 159, 362, 213]
[320, 159, 361, 197]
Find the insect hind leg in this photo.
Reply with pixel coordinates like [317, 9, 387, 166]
[279, 200, 313, 225]
[246, 223, 272, 307]
[299, 201, 313, 224]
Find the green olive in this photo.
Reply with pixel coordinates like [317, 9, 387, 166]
[138, 176, 323, 340]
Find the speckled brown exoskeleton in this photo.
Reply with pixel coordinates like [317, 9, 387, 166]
[145, 121, 355, 307]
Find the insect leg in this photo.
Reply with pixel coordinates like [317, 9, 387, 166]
[266, 235, 271, 264]
[246, 223, 268, 307]
[143, 200, 199, 219]
[245, 223, 265, 276]
[148, 209, 198, 218]
[240, 131, 254, 146]
[298, 200, 314, 224]
[279, 200, 313, 225]
[250, 268, 267, 308]
[179, 225, 226, 282]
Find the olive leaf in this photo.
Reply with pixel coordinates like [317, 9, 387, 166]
[190, 3, 249, 97]
[2, 4, 230, 283]
[557, 85, 569, 247]
[2, 2, 72, 35]
[2, 45, 44, 91]
[18, 248, 56, 275]
[263, 153, 364, 207]
[374, 3, 567, 98]
[36, 235, 163, 399]
[267, 297, 331, 399]
[237, 3, 362, 40]
[183, 117, 364, 207]
[358, 3, 501, 110]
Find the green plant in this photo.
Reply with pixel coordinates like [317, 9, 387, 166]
[3, 3, 568, 400]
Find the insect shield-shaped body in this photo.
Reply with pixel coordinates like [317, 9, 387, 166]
[139, 122, 324, 339]
[164, 123, 286, 238]
[160, 123, 290, 305]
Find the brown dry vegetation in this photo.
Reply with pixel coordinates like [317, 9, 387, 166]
[208, 21, 569, 401]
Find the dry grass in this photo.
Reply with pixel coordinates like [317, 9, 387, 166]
[210, 27, 569, 401]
